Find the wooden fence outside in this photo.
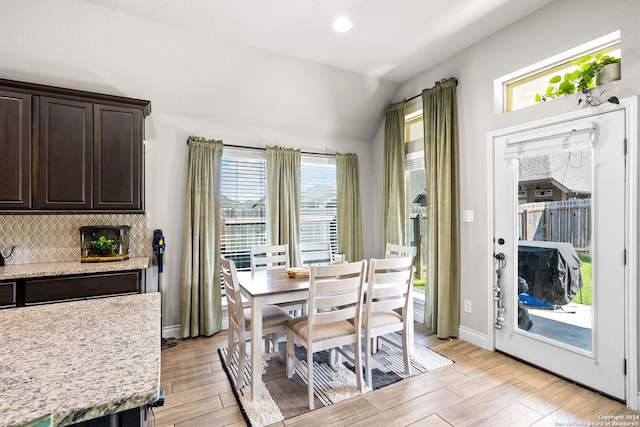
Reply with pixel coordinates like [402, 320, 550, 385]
[518, 199, 591, 256]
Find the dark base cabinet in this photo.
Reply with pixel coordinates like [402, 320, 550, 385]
[24, 271, 140, 305]
[0, 281, 16, 307]
[69, 406, 149, 427]
[3, 270, 144, 307]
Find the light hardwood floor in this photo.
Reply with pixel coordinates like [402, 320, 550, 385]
[153, 325, 638, 427]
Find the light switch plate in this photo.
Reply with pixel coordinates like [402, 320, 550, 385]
[463, 209, 474, 223]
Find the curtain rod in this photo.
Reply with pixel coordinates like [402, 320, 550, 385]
[187, 141, 336, 157]
[404, 79, 460, 103]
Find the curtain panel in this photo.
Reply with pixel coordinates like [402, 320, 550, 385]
[422, 78, 461, 338]
[266, 146, 301, 267]
[180, 136, 223, 338]
[336, 153, 363, 262]
[383, 100, 406, 251]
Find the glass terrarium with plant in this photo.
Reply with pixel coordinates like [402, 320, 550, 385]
[80, 225, 131, 262]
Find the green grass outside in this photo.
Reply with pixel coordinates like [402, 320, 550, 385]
[572, 256, 592, 306]
[412, 256, 592, 306]
[413, 278, 426, 292]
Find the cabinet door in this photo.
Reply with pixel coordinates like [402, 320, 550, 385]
[94, 104, 143, 211]
[0, 281, 16, 308]
[0, 90, 31, 209]
[24, 271, 140, 304]
[38, 97, 93, 209]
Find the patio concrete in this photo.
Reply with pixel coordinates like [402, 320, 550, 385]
[526, 303, 592, 351]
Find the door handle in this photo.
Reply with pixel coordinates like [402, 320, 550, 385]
[493, 252, 506, 329]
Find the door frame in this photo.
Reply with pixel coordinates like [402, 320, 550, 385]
[486, 96, 639, 410]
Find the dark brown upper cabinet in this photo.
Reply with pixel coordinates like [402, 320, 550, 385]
[93, 104, 143, 210]
[37, 97, 93, 209]
[0, 90, 31, 209]
[0, 79, 150, 212]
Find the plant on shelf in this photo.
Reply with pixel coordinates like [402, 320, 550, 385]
[535, 53, 621, 103]
[90, 235, 120, 256]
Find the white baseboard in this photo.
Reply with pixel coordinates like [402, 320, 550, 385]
[458, 325, 490, 350]
[162, 324, 181, 339]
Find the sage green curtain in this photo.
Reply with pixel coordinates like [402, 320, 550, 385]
[422, 78, 460, 338]
[336, 153, 363, 262]
[266, 146, 301, 266]
[383, 100, 406, 250]
[180, 136, 223, 338]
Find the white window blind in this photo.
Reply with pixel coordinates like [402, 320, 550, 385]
[218, 148, 338, 281]
[299, 156, 338, 255]
[220, 149, 267, 272]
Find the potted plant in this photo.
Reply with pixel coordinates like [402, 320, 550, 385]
[535, 53, 621, 103]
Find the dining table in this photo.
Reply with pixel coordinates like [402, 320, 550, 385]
[235, 265, 415, 402]
[236, 268, 310, 402]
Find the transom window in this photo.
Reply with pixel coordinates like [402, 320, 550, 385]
[496, 31, 621, 113]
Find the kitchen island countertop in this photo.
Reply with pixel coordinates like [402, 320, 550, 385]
[0, 256, 150, 281]
[0, 292, 160, 427]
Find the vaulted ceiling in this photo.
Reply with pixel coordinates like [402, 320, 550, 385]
[81, 0, 553, 83]
[2, 0, 554, 142]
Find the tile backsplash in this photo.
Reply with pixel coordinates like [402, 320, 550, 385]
[0, 214, 150, 265]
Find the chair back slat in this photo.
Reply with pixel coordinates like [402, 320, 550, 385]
[307, 260, 366, 326]
[385, 243, 417, 259]
[366, 257, 413, 316]
[299, 242, 332, 266]
[314, 306, 357, 324]
[250, 244, 290, 271]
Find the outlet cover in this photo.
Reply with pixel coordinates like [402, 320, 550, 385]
[463, 210, 474, 223]
[464, 300, 472, 313]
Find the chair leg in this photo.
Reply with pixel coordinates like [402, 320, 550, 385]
[402, 328, 412, 377]
[227, 329, 234, 368]
[328, 348, 341, 367]
[272, 332, 279, 355]
[237, 340, 247, 389]
[286, 329, 294, 378]
[365, 331, 373, 388]
[307, 345, 314, 410]
[354, 336, 363, 393]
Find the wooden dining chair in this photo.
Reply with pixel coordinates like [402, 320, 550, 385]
[385, 242, 417, 260]
[381, 243, 417, 352]
[250, 244, 306, 315]
[221, 256, 292, 389]
[286, 260, 367, 410]
[250, 244, 290, 271]
[298, 242, 332, 266]
[362, 256, 414, 388]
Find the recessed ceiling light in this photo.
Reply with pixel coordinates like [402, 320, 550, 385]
[332, 16, 352, 33]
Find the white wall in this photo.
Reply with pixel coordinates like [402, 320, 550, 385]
[372, 0, 640, 340]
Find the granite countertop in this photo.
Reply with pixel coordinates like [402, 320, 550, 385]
[0, 292, 161, 427]
[0, 256, 151, 281]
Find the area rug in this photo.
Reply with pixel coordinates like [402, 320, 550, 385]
[218, 333, 453, 426]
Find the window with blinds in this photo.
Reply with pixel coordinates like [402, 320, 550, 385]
[220, 149, 267, 272]
[219, 149, 338, 274]
[299, 156, 338, 254]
